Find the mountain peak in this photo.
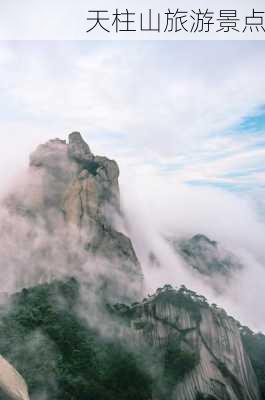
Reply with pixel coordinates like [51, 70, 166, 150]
[191, 233, 217, 247]
[68, 131, 93, 163]
[3, 133, 143, 301]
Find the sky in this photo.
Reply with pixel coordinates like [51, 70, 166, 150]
[0, 41, 265, 207]
[0, 40, 265, 330]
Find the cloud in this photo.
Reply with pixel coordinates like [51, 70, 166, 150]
[0, 41, 265, 197]
[120, 174, 265, 331]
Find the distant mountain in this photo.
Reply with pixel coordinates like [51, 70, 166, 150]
[168, 234, 242, 282]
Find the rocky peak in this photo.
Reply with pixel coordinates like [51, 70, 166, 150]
[3, 132, 143, 301]
[26, 132, 120, 223]
[168, 234, 242, 285]
[190, 234, 217, 248]
[68, 131, 93, 163]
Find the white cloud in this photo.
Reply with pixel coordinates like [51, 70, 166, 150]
[1, 40, 265, 200]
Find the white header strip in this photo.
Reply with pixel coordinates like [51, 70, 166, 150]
[0, 0, 265, 40]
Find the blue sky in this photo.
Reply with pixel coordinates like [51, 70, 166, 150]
[238, 109, 265, 133]
[185, 109, 265, 191]
[0, 40, 265, 213]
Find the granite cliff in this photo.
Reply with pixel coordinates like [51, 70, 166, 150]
[116, 285, 260, 400]
[0, 356, 29, 400]
[3, 132, 142, 301]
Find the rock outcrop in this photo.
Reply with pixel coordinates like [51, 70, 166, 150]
[4, 132, 143, 301]
[0, 356, 29, 400]
[28, 132, 120, 223]
[64, 132, 120, 226]
[117, 286, 260, 400]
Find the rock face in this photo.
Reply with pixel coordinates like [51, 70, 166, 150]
[0, 356, 29, 400]
[4, 132, 143, 301]
[119, 287, 260, 400]
[64, 132, 120, 226]
[28, 132, 120, 223]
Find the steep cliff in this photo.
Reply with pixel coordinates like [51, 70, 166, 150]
[241, 328, 265, 400]
[116, 286, 260, 400]
[3, 132, 142, 301]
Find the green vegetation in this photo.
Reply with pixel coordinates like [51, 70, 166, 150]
[0, 278, 152, 400]
[241, 328, 265, 400]
[121, 284, 208, 325]
[164, 337, 199, 384]
[0, 279, 203, 400]
[195, 393, 218, 400]
[1, 279, 262, 400]
[153, 285, 206, 324]
[83, 160, 100, 176]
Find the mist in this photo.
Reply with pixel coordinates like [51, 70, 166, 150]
[0, 132, 264, 335]
[120, 174, 265, 332]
